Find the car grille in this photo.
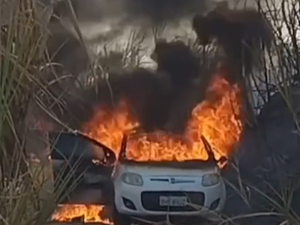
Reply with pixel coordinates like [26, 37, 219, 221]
[141, 191, 205, 212]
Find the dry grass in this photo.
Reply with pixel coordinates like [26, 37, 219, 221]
[1, 0, 300, 225]
[0, 0, 84, 224]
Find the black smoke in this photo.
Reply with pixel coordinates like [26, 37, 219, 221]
[192, 6, 274, 81]
[44, 40, 204, 134]
[49, 0, 209, 27]
[123, 0, 208, 25]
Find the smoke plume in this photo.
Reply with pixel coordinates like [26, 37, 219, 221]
[50, 0, 209, 25]
[42, 0, 271, 135]
[44, 40, 205, 134]
[122, 0, 209, 25]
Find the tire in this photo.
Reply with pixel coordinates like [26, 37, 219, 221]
[112, 204, 131, 225]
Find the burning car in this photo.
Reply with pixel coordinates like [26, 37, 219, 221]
[69, 71, 244, 223]
[112, 133, 227, 224]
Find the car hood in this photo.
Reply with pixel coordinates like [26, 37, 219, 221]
[117, 163, 219, 177]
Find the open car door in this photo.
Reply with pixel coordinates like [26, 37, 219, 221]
[49, 131, 116, 205]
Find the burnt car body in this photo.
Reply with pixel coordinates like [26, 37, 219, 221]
[50, 131, 116, 205]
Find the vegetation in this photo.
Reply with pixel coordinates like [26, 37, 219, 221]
[0, 0, 300, 224]
[0, 0, 77, 224]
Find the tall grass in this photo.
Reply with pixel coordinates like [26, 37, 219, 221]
[1, 0, 300, 224]
[1, 0, 48, 224]
[0, 0, 77, 224]
[222, 0, 300, 224]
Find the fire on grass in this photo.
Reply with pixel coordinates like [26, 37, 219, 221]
[52, 204, 112, 224]
[85, 72, 244, 163]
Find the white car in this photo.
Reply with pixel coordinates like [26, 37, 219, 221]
[112, 134, 227, 225]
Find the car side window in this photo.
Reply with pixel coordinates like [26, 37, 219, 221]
[49, 132, 116, 165]
[50, 132, 86, 160]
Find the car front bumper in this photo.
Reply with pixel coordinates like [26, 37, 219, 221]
[114, 180, 226, 221]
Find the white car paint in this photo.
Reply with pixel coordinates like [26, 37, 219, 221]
[112, 161, 226, 222]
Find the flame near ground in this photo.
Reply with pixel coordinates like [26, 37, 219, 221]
[52, 72, 244, 223]
[52, 204, 113, 224]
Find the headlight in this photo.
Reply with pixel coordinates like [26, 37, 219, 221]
[121, 172, 144, 186]
[202, 173, 220, 187]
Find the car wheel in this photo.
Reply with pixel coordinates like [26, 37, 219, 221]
[112, 204, 131, 225]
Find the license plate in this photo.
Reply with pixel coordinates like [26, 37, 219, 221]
[159, 196, 187, 206]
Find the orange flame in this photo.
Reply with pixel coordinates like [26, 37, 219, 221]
[84, 100, 139, 152]
[85, 73, 243, 162]
[52, 204, 112, 224]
